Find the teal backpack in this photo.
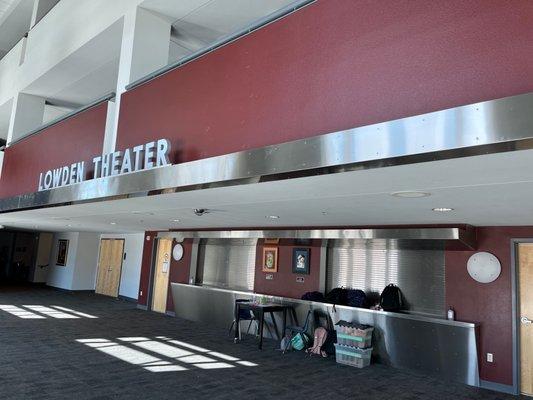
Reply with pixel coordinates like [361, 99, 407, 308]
[290, 332, 311, 351]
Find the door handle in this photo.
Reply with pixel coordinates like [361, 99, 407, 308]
[521, 316, 532, 325]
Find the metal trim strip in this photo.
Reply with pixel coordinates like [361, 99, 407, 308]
[2, 92, 533, 213]
[158, 228, 476, 250]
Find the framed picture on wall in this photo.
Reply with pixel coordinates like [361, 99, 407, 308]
[262, 247, 278, 273]
[56, 239, 69, 266]
[292, 248, 310, 275]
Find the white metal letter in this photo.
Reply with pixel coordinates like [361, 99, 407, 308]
[61, 166, 69, 186]
[132, 145, 144, 171]
[44, 171, 52, 189]
[144, 141, 156, 169]
[111, 151, 123, 175]
[76, 162, 85, 183]
[92, 156, 102, 178]
[156, 139, 170, 167]
[121, 149, 132, 174]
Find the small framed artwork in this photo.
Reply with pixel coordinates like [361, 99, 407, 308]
[56, 239, 69, 266]
[292, 248, 310, 275]
[262, 247, 278, 273]
[264, 238, 280, 244]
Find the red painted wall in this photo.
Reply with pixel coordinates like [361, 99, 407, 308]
[116, 0, 533, 163]
[0, 103, 107, 199]
[446, 226, 533, 386]
[137, 231, 156, 306]
[254, 239, 321, 299]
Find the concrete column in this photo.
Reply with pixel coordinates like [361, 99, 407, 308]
[7, 92, 46, 145]
[103, 7, 171, 154]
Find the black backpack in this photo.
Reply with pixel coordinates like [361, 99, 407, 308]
[380, 284, 403, 311]
[325, 288, 348, 305]
[345, 289, 367, 308]
[301, 291, 325, 302]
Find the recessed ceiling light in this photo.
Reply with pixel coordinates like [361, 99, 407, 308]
[391, 191, 431, 198]
[172, 219, 180, 223]
[110, 222, 117, 225]
[266, 215, 280, 219]
[432, 207, 454, 212]
[67, 224, 72, 227]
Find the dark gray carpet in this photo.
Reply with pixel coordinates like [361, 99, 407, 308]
[0, 286, 519, 399]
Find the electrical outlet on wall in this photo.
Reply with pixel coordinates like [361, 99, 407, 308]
[487, 353, 494, 363]
[139, 290, 143, 296]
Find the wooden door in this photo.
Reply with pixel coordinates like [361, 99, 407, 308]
[519, 243, 533, 395]
[151, 238, 173, 313]
[95, 239, 124, 297]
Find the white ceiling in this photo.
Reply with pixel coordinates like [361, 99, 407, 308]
[23, 19, 122, 106]
[141, 0, 305, 62]
[2, 148, 533, 233]
[0, 0, 33, 58]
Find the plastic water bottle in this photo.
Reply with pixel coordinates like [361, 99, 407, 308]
[447, 306, 455, 321]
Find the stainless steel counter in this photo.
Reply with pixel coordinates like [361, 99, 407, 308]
[171, 283, 479, 387]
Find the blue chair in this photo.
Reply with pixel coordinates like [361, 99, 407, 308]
[229, 299, 275, 341]
[283, 309, 313, 353]
[229, 299, 255, 340]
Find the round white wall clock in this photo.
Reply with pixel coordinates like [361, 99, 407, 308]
[172, 243, 184, 261]
[467, 252, 501, 283]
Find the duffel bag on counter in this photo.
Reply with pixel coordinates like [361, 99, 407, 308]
[325, 287, 348, 305]
[301, 291, 325, 302]
[380, 284, 403, 311]
[345, 289, 367, 308]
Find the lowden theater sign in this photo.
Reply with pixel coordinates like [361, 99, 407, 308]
[38, 139, 171, 191]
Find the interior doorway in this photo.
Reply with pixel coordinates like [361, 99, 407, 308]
[95, 239, 124, 297]
[518, 243, 533, 396]
[151, 238, 172, 313]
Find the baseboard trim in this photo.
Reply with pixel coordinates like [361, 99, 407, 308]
[47, 286, 93, 294]
[165, 311, 176, 317]
[118, 295, 137, 303]
[136, 304, 148, 311]
[480, 380, 517, 395]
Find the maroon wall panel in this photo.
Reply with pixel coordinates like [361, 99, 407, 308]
[167, 239, 192, 312]
[117, 0, 533, 163]
[446, 227, 533, 386]
[254, 239, 320, 299]
[137, 231, 156, 306]
[0, 103, 107, 199]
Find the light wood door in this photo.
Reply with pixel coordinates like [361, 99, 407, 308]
[519, 243, 533, 395]
[151, 238, 173, 313]
[95, 239, 124, 297]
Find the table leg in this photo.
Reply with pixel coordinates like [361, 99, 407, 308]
[291, 307, 298, 326]
[234, 304, 240, 343]
[259, 311, 265, 350]
[270, 311, 280, 340]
